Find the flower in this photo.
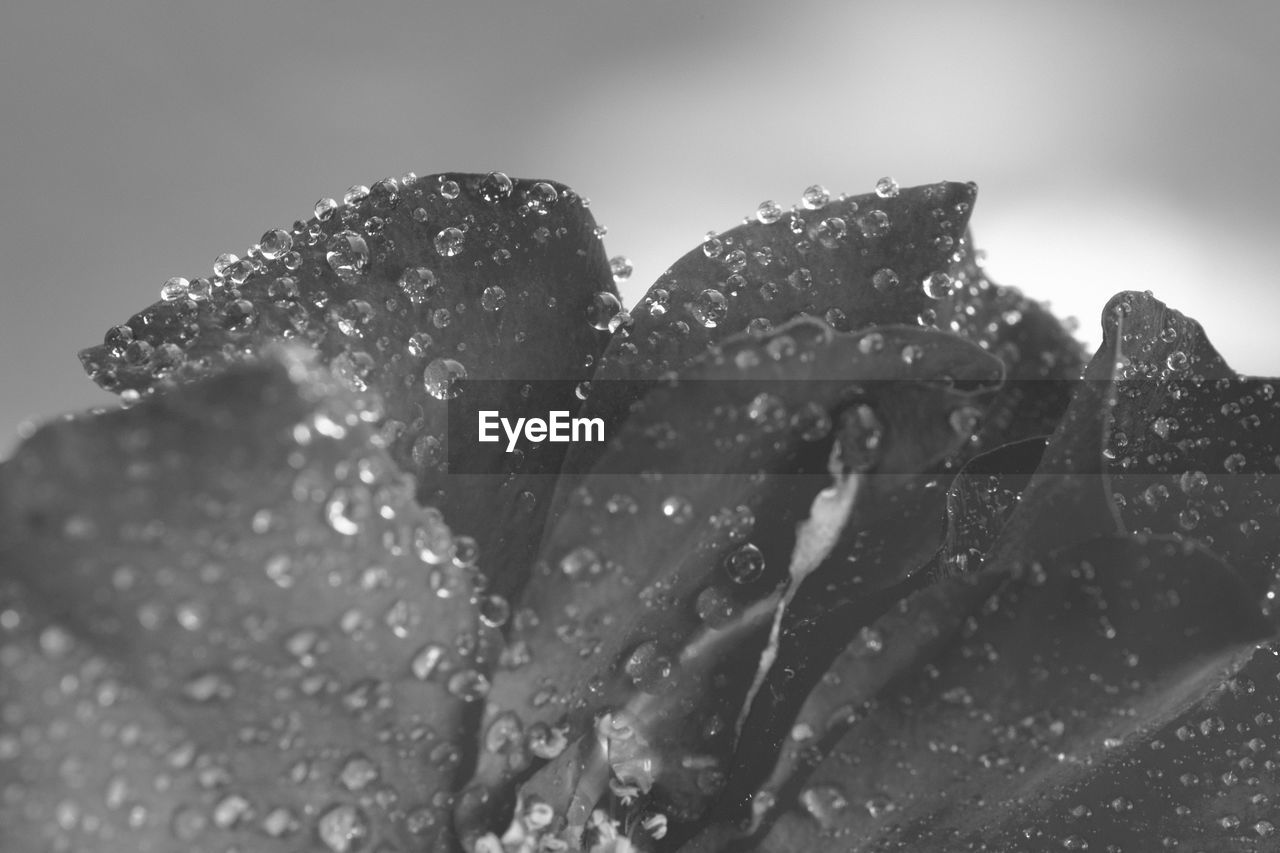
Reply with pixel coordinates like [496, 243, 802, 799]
[2, 172, 1277, 852]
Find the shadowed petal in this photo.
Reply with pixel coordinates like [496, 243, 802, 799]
[1, 349, 481, 851]
[743, 535, 1272, 851]
[78, 173, 616, 599]
[1101, 291, 1280, 601]
[575, 182, 979, 453]
[455, 319, 1003, 844]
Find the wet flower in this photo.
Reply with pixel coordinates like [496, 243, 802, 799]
[2, 173, 1278, 852]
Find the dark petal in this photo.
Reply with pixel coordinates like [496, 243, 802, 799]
[1101, 291, 1280, 601]
[723, 535, 1273, 851]
[0, 349, 481, 851]
[77, 173, 616, 599]
[713, 436, 1050, 819]
[576, 182, 979, 451]
[454, 319, 1003, 842]
[716, 437, 1050, 839]
[981, 640, 1280, 848]
[934, 234, 1086, 449]
[938, 435, 1049, 573]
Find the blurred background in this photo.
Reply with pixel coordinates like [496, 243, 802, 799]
[2, 1, 1277, 454]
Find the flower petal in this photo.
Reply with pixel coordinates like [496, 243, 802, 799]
[455, 319, 1003, 842]
[576, 182, 978, 447]
[1, 349, 481, 851]
[705, 535, 1273, 851]
[78, 173, 616, 598]
[685, 290, 1280, 849]
[1101, 291, 1280, 599]
[933, 238, 1086, 448]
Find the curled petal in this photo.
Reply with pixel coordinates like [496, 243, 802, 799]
[1, 349, 481, 851]
[78, 173, 617, 598]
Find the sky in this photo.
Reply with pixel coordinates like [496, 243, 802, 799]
[1, 1, 1277, 453]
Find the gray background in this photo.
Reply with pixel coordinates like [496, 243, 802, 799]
[2, 1, 1277, 454]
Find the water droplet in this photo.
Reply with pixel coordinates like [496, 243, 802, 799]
[691, 288, 728, 328]
[1225, 452, 1247, 474]
[814, 216, 848, 249]
[1179, 470, 1208, 495]
[588, 291, 622, 331]
[481, 285, 507, 312]
[315, 198, 339, 221]
[695, 586, 736, 628]
[560, 546, 604, 579]
[478, 171, 514, 203]
[338, 754, 380, 792]
[800, 784, 849, 829]
[423, 358, 467, 400]
[724, 543, 765, 584]
[446, 669, 490, 702]
[756, 200, 784, 224]
[410, 644, 447, 682]
[624, 640, 673, 691]
[874, 176, 900, 198]
[855, 210, 890, 238]
[661, 495, 693, 524]
[259, 229, 293, 259]
[922, 271, 953, 299]
[343, 185, 370, 206]
[325, 486, 366, 536]
[801, 184, 830, 210]
[325, 231, 369, 280]
[434, 227, 465, 257]
[521, 181, 558, 215]
[609, 255, 634, 281]
[181, 670, 234, 703]
[479, 594, 510, 628]
[160, 277, 190, 301]
[316, 803, 370, 852]
[213, 252, 239, 278]
[398, 267, 437, 304]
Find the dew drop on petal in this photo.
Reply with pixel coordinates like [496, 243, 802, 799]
[801, 184, 830, 210]
[478, 171, 514, 203]
[343, 185, 370, 206]
[481, 285, 507, 313]
[588, 291, 623, 331]
[434, 227, 465, 257]
[160, 277, 190, 301]
[756, 200, 784, 224]
[690, 289, 728, 328]
[609, 255, 634, 281]
[870, 268, 901, 292]
[874, 176, 900, 198]
[423, 358, 467, 401]
[814, 216, 848, 249]
[410, 643, 447, 681]
[447, 669, 491, 702]
[325, 231, 369, 280]
[856, 210, 891, 238]
[922, 271, 954, 299]
[315, 198, 339, 221]
[259, 228, 293, 259]
[661, 496, 693, 524]
[724, 543, 765, 584]
[398, 266, 437, 305]
[315, 803, 370, 853]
